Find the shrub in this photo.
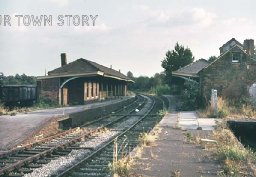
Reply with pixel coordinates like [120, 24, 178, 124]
[34, 97, 59, 109]
[139, 132, 156, 146]
[150, 84, 171, 96]
[180, 81, 200, 110]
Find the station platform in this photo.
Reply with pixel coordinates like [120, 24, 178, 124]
[0, 98, 130, 150]
[133, 96, 221, 177]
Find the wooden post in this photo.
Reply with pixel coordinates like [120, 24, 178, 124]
[84, 82, 87, 102]
[124, 85, 127, 96]
[63, 88, 68, 106]
[96, 82, 99, 99]
[88, 82, 92, 100]
[93, 82, 96, 99]
[106, 83, 109, 98]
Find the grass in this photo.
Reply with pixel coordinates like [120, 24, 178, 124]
[199, 97, 256, 119]
[0, 97, 60, 117]
[0, 104, 29, 116]
[109, 157, 134, 177]
[139, 132, 157, 146]
[170, 170, 181, 177]
[212, 122, 256, 176]
[0, 104, 7, 115]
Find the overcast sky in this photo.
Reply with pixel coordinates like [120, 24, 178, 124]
[0, 0, 255, 77]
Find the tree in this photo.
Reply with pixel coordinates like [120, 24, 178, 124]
[0, 72, 3, 86]
[2, 74, 36, 85]
[161, 42, 194, 85]
[127, 71, 135, 80]
[208, 56, 218, 63]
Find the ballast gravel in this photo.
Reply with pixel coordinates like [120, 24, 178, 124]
[24, 130, 119, 177]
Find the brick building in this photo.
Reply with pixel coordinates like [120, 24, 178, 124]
[37, 54, 133, 106]
[172, 38, 256, 103]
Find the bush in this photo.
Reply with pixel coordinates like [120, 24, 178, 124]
[34, 97, 59, 109]
[180, 81, 200, 110]
[150, 84, 171, 96]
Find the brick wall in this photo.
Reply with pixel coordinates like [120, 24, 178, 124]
[38, 78, 60, 102]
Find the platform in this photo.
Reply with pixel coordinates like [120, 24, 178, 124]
[0, 97, 131, 150]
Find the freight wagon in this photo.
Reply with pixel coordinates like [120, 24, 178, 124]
[0, 85, 37, 106]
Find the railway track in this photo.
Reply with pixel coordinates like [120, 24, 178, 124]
[0, 95, 162, 177]
[56, 96, 163, 177]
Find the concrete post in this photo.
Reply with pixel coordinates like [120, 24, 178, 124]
[211, 89, 218, 116]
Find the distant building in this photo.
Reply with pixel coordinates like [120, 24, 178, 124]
[37, 53, 133, 106]
[172, 38, 256, 104]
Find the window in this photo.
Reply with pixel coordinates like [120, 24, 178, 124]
[232, 52, 241, 63]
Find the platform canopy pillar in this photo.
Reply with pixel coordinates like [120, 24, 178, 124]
[124, 85, 127, 96]
[84, 82, 88, 102]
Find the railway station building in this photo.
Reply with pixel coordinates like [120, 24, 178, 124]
[37, 53, 133, 106]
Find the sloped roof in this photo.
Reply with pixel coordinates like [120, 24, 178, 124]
[40, 58, 132, 82]
[220, 38, 243, 49]
[201, 44, 247, 71]
[172, 59, 210, 78]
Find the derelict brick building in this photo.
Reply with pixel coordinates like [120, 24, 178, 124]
[172, 38, 256, 103]
[37, 54, 133, 106]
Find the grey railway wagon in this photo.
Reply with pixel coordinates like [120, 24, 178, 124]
[0, 85, 37, 106]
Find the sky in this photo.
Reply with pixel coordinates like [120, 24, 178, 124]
[0, 0, 256, 77]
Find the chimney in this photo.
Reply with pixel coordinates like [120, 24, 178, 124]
[243, 39, 254, 56]
[61, 53, 67, 66]
[110, 65, 112, 69]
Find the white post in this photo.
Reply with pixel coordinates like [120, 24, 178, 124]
[211, 89, 218, 116]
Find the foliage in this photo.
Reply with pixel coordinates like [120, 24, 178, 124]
[150, 84, 171, 96]
[108, 158, 133, 177]
[139, 132, 157, 146]
[127, 72, 169, 95]
[0, 72, 3, 86]
[34, 97, 59, 109]
[213, 127, 255, 176]
[126, 71, 135, 80]
[208, 55, 218, 63]
[161, 42, 194, 85]
[179, 81, 200, 110]
[1, 73, 36, 85]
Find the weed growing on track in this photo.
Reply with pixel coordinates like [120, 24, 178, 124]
[139, 132, 157, 146]
[109, 157, 134, 177]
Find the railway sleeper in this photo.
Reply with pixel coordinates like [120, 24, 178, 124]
[25, 163, 42, 168]
[12, 154, 32, 158]
[18, 167, 33, 174]
[4, 172, 23, 177]
[22, 150, 43, 154]
[35, 159, 50, 164]
[71, 171, 108, 177]
[78, 167, 107, 172]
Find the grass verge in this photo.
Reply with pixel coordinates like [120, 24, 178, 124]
[213, 122, 256, 176]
